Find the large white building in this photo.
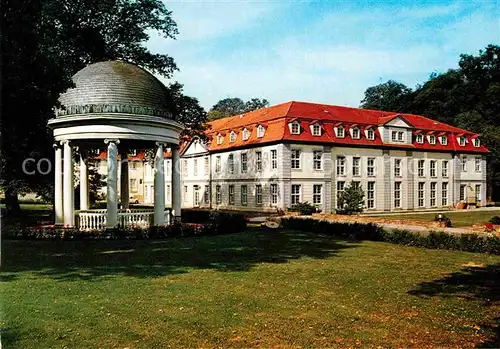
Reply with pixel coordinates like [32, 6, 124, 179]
[97, 101, 488, 213]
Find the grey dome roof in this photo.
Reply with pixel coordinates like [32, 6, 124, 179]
[57, 60, 170, 118]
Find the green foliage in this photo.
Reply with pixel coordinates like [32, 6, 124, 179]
[360, 79, 412, 112]
[337, 182, 365, 215]
[208, 97, 270, 120]
[489, 216, 500, 224]
[433, 214, 452, 227]
[280, 217, 500, 254]
[288, 202, 319, 215]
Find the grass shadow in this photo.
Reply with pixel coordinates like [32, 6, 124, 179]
[1, 229, 357, 281]
[408, 263, 500, 347]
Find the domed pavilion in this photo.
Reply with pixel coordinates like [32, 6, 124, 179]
[48, 60, 183, 229]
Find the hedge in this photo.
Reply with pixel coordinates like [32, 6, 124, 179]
[280, 217, 500, 255]
[3, 211, 248, 240]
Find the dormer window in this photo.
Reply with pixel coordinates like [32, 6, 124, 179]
[257, 125, 265, 138]
[242, 128, 249, 141]
[366, 128, 375, 140]
[216, 134, 224, 145]
[473, 138, 480, 147]
[290, 121, 300, 135]
[229, 131, 236, 143]
[416, 134, 424, 144]
[351, 127, 361, 139]
[312, 123, 321, 136]
[439, 135, 448, 145]
[428, 135, 436, 145]
[336, 126, 345, 138]
[458, 136, 467, 146]
[391, 130, 404, 142]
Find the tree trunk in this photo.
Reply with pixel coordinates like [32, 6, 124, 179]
[4, 187, 21, 215]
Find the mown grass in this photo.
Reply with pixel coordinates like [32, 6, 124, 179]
[1, 230, 499, 348]
[369, 209, 500, 227]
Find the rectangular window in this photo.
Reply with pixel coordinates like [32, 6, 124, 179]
[256, 151, 262, 171]
[271, 149, 278, 170]
[418, 182, 425, 207]
[291, 122, 300, 134]
[336, 127, 345, 138]
[430, 182, 437, 207]
[430, 160, 436, 177]
[228, 154, 234, 174]
[418, 160, 425, 177]
[442, 182, 448, 206]
[394, 182, 401, 208]
[313, 184, 322, 205]
[313, 150, 323, 170]
[367, 181, 375, 209]
[204, 157, 209, 175]
[130, 178, 138, 192]
[194, 185, 200, 206]
[183, 160, 188, 177]
[367, 157, 375, 177]
[394, 159, 402, 177]
[193, 159, 198, 176]
[352, 128, 360, 139]
[462, 156, 467, 172]
[216, 185, 222, 204]
[392, 130, 404, 142]
[183, 185, 188, 203]
[442, 160, 449, 177]
[204, 185, 209, 204]
[336, 181, 345, 208]
[367, 128, 375, 140]
[352, 157, 361, 176]
[291, 184, 301, 205]
[166, 160, 171, 177]
[460, 184, 466, 201]
[256, 185, 263, 205]
[291, 149, 301, 169]
[228, 185, 235, 205]
[166, 185, 171, 203]
[312, 124, 321, 136]
[475, 184, 481, 201]
[215, 156, 221, 173]
[241, 153, 247, 173]
[270, 184, 278, 205]
[475, 157, 482, 172]
[336, 156, 346, 176]
[241, 185, 247, 205]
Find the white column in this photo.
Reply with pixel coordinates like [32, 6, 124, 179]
[105, 139, 119, 228]
[172, 145, 182, 221]
[54, 143, 63, 225]
[120, 149, 129, 209]
[63, 141, 74, 226]
[79, 153, 89, 210]
[154, 143, 165, 225]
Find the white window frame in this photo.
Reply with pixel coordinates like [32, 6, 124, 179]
[228, 185, 235, 205]
[442, 182, 448, 206]
[442, 160, 448, 177]
[183, 185, 188, 204]
[353, 157, 361, 176]
[193, 158, 198, 177]
[394, 159, 402, 177]
[352, 128, 361, 139]
[242, 128, 249, 141]
[204, 185, 210, 204]
[229, 131, 236, 143]
[228, 153, 234, 174]
[204, 157, 209, 175]
[291, 184, 301, 205]
[241, 185, 248, 205]
[473, 138, 480, 147]
[416, 134, 424, 144]
[475, 157, 481, 172]
[367, 157, 375, 177]
[183, 159, 188, 177]
[216, 134, 224, 145]
[336, 156, 346, 176]
[418, 160, 425, 177]
[194, 185, 200, 207]
[336, 181, 345, 209]
[313, 184, 322, 205]
[418, 182, 425, 207]
[366, 128, 375, 140]
[313, 150, 323, 170]
[257, 125, 265, 138]
[312, 123, 321, 136]
[394, 182, 401, 208]
[430, 160, 436, 178]
[270, 184, 278, 205]
[440, 135, 448, 145]
[475, 184, 481, 201]
[290, 122, 300, 135]
[458, 136, 466, 146]
[256, 185, 263, 205]
[336, 126, 345, 138]
[241, 152, 247, 173]
[255, 151, 262, 171]
[271, 149, 278, 170]
[291, 149, 301, 169]
[215, 156, 221, 174]
[367, 181, 375, 209]
[216, 185, 222, 204]
[430, 182, 437, 207]
[461, 156, 467, 172]
[428, 135, 436, 145]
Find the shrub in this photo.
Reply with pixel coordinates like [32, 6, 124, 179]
[289, 202, 319, 215]
[336, 182, 365, 215]
[489, 216, 500, 224]
[279, 217, 500, 255]
[181, 209, 212, 223]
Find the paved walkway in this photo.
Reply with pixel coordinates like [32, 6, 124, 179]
[364, 206, 500, 217]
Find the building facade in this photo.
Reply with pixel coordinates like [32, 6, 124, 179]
[97, 101, 489, 213]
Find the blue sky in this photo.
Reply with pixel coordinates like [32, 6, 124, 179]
[148, 0, 499, 110]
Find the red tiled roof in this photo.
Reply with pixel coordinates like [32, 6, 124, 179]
[205, 101, 489, 153]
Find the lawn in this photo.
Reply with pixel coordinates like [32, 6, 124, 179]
[1, 230, 499, 348]
[368, 209, 500, 227]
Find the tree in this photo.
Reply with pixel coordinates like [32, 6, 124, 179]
[1, 0, 182, 214]
[208, 97, 270, 121]
[360, 80, 413, 112]
[337, 182, 365, 215]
